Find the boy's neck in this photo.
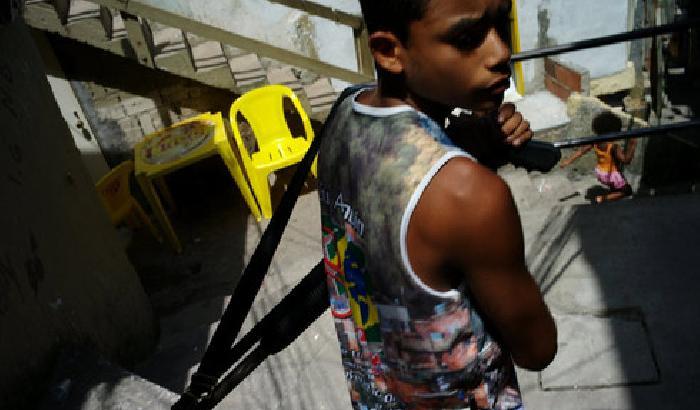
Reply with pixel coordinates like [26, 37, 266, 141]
[360, 78, 451, 126]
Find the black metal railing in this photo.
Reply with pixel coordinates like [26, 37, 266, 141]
[513, 19, 700, 62]
[554, 119, 700, 149]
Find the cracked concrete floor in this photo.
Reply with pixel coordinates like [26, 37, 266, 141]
[123, 156, 700, 410]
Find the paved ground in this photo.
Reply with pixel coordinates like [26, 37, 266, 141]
[124, 159, 351, 409]
[41, 145, 700, 409]
[514, 194, 700, 409]
[121, 149, 700, 408]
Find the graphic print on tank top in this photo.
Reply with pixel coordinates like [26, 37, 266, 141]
[318, 88, 523, 410]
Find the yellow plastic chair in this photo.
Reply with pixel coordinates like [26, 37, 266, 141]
[95, 160, 162, 242]
[229, 85, 316, 219]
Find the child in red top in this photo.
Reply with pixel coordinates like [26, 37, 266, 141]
[560, 111, 637, 203]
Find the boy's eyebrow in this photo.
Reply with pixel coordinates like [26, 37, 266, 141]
[440, 2, 513, 39]
[440, 16, 486, 39]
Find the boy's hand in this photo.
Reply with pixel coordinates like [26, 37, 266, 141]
[497, 103, 532, 147]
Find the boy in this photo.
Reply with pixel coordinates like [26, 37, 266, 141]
[317, 1, 557, 409]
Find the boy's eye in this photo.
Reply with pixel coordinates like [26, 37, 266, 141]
[446, 0, 514, 51]
[452, 29, 488, 51]
[445, 23, 489, 51]
[443, 11, 511, 52]
[495, 16, 511, 42]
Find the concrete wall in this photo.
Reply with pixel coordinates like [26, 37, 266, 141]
[137, 0, 361, 90]
[516, 0, 632, 93]
[116, 0, 637, 94]
[0, 20, 156, 409]
[33, 32, 111, 184]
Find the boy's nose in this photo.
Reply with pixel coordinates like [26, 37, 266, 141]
[484, 27, 511, 71]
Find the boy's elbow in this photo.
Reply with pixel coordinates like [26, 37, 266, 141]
[513, 340, 557, 371]
[511, 317, 558, 371]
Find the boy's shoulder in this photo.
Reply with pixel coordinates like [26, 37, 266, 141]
[413, 155, 513, 239]
[407, 154, 520, 285]
[427, 156, 511, 213]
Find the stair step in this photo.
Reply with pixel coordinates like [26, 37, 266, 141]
[40, 349, 178, 410]
[25, 0, 356, 109]
[66, 0, 101, 25]
[229, 53, 267, 90]
[147, 21, 187, 57]
[25, 2, 130, 55]
[303, 77, 336, 114]
[191, 43, 229, 72]
[266, 66, 304, 94]
[99, 7, 127, 40]
[25, 1, 69, 35]
[185, 33, 229, 72]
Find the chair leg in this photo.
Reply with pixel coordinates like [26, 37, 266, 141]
[218, 146, 262, 221]
[154, 177, 177, 214]
[136, 173, 181, 252]
[251, 171, 273, 219]
[311, 155, 318, 178]
[125, 211, 142, 229]
[132, 200, 163, 243]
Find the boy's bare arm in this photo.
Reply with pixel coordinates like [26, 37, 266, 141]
[408, 157, 557, 371]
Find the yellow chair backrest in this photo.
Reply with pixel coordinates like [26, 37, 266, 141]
[229, 85, 314, 158]
[95, 160, 135, 224]
[228, 84, 317, 219]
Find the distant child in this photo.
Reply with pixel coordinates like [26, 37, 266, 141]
[560, 111, 637, 203]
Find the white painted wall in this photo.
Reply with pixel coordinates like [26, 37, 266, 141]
[139, 0, 631, 92]
[311, 0, 363, 89]
[140, 0, 361, 86]
[517, 0, 631, 92]
[303, 0, 633, 92]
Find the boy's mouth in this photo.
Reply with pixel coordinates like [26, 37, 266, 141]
[488, 77, 511, 95]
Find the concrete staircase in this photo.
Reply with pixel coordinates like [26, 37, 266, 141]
[23, 0, 371, 119]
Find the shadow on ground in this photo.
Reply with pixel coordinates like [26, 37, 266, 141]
[126, 156, 251, 392]
[524, 194, 700, 408]
[123, 154, 320, 395]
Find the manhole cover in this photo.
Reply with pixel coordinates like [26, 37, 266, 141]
[541, 310, 660, 390]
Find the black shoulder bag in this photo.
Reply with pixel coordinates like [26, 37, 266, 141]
[172, 84, 367, 410]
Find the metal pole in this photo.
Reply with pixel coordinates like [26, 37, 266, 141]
[553, 119, 700, 149]
[512, 19, 700, 62]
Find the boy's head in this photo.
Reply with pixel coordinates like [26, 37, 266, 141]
[358, 1, 430, 45]
[359, 0, 513, 112]
[592, 111, 623, 135]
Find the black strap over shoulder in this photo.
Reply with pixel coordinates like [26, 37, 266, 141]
[172, 83, 370, 410]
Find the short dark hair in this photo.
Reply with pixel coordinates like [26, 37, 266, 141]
[592, 111, 623, 135]
[358, 0, 431, 43]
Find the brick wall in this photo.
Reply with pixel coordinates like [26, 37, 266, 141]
[48, 34, 238, 167]
[544, 57, 590, 101]
[80, 79, 233, 166]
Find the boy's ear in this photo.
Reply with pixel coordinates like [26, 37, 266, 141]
[368, 31, 405, 75]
